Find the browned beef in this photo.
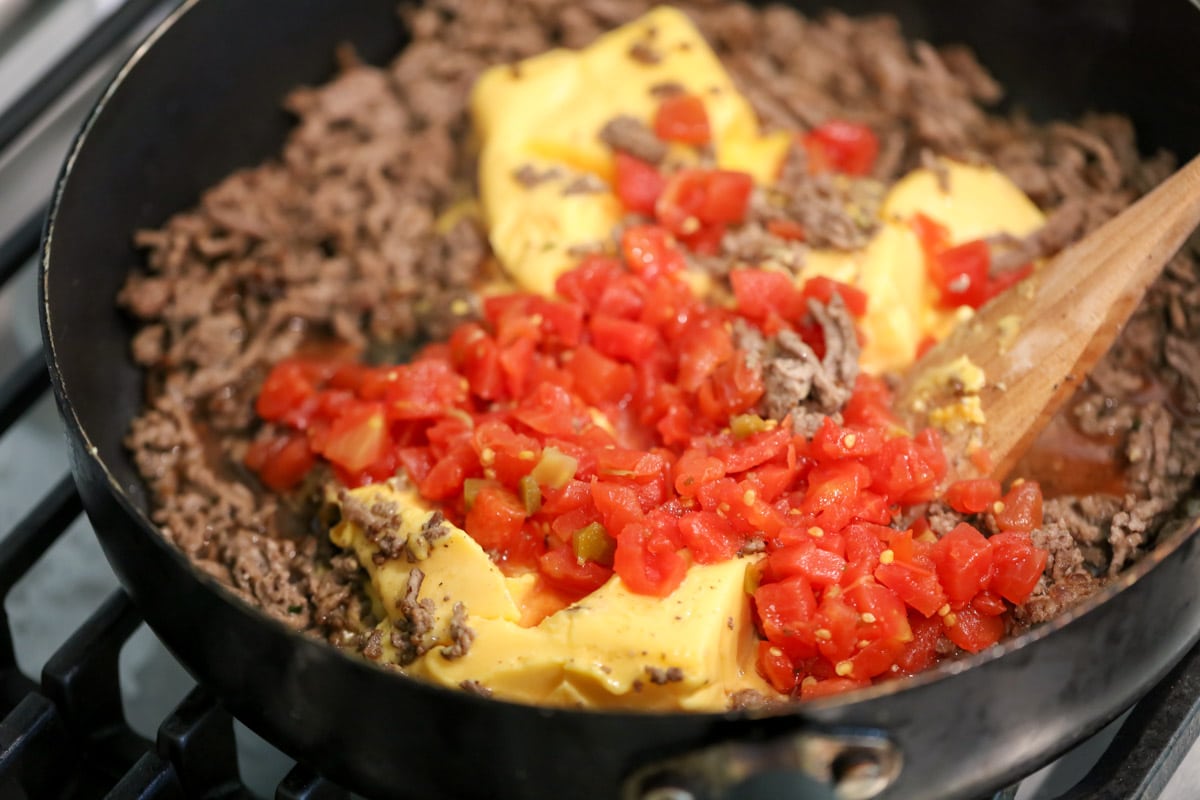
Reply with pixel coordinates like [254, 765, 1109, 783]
[599, 115, 668, 164]
[748, 295, 860, 435]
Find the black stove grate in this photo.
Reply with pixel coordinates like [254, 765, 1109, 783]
[0, 2, 1198, 799]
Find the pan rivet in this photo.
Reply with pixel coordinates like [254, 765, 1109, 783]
[832, 749, 889, 798]
[642, 788, 695, 800]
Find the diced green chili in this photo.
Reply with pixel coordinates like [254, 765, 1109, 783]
[518, 474, 542, 516]
[572, 522, 616, 567]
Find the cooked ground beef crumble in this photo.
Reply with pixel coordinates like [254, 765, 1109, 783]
[119, 0, 1200, 673]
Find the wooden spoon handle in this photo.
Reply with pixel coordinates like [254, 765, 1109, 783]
[896, 152, 1200, 483]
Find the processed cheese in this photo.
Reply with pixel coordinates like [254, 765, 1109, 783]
[334, 484, 773, 710]
[471, 6, 788, 295]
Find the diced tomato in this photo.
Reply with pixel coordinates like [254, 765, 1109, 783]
[931, 523, 993, 607]
[419, 441, 480, 501]
[257, 360, 323, 422]
[656, 169, 753, 234]
[672, 449, 726, 497]
[473, 420, 541, 486]
[911, 213, 950, 257]
[676, 221, 726, 255]
[844, 524, 888, 581]
[915, 336, 938, 360]
[994, 480, 1044, 533]
[465, 485, 527, 550]
[590, 482, 646, 537]
[385, 359, 470, 421]
[868, 429, 946, 506]
[565, 344, 635, 407]
[767, 543, 847, 588]
[944, 479, 1002, 514]
[538, 545, 612, 597]
[675, 316, 735, 393]
[972, 590, 1008, 617]
[596, 448, 668, 482]
[621, 224, 686, 279]
[945, 605, 1005, 653]
[245, 432, 316, 492]
[845, 637, 907, 680]
[801, 120, 879, 176]
[613, 523, 687, 597]
[811, 417, 883, 462]
[554, 254, 624, 307]
[450, 323, 504, 401]
[744, 465, 798, 504]
[720, 426, 792, 473]
[932, 240, 991, 310]
[766, 219, 806, 242]
[679, 510, 741, 563]
[895, 614, 943, 674]
[614, 152, 666, 215]
[800, 276, 869, 317]
[988, 531, 1048, 604]
[756, 641, 797, 694]
[590, 314, 661, 363]
[654, 93, 711, 145]
[539, 479, 591, 516]
[814, 593, 861, 663]
[841, 374, 897, 431]
[730, 268, 805, 328]
[319, 402, 389, 475]
[844, 578, 912, 644]
[695, 357, 765, 422]
[801, 461, 871, 528]
[875, 559, 947, 618]
[754, 577, 818, 664]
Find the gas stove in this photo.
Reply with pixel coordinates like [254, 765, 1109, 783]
[0, 2, 1197, 798]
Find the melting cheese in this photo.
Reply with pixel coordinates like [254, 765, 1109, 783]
[333, 484, 772, 710]
[471, 6, 789, 295]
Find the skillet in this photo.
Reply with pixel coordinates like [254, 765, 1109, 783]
[39, 0, 1200, 797]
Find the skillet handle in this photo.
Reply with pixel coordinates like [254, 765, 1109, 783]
[622, 728, 900, 800]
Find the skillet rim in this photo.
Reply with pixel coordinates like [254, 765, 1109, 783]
[35, 0, 1200, 725]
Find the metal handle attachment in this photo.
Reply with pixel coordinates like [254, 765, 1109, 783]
[623, 728, 901, 800]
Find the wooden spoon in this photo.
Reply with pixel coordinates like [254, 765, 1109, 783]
[894, 152, 1200, 485]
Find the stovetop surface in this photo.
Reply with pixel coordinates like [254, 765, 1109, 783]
[1, 2, 1198, 798]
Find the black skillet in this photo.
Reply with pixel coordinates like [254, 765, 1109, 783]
[38, 0, 1200, 798]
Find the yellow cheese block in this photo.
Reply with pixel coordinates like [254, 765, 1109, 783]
[331, 484, 530, 636]
[334, 483, 773, 710]
[471, 6, 788, 295]
[800, 159, 1045, 373]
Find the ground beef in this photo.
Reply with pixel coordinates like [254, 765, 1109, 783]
[338, 490, 401, 543]
[120, 0, 1200, 672]
[769, 144, 882, 250]
[599, 115, 668, 164]
[459, 680, 494, 698]
[746, 294, 860, 435]
[645, 666, 685, 685]
[440, 602, 475, 660]
[393, 568, 436, 666]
